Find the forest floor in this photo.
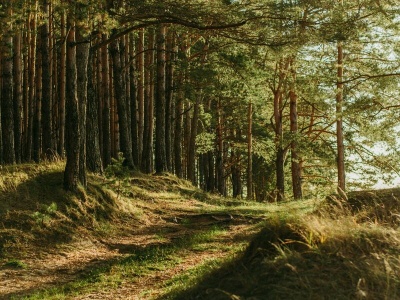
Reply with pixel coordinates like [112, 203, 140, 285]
[1, 162, 400, 299]
[0, 162, 279, 299]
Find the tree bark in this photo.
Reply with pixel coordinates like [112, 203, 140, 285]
[64, 15, 80, 192]
[41, 0, 53, 159]
[1, 13, 16, 164]
[174, 86, 183, 178]
[187, 95, 200, 184]
[274, 89, 285, 201]
[129, 34, 139, 167]
[58, 11, 66, 157]
[86, 49, 104, 174]
[289, 59, 302, 200]
[101, 35, 111, 168]
[216, 99, 225, 195]
[13, 31, 23, 163]
[155, 24, 168, 174]
[247, 101, 253, 200]
[26, 10, 37, 161]
[165, 31, 175, 172]
[136, 29, 145, 163]
[76, 32, 89, 187]
[141, 28, 155, 173]
[110, 37, 134, 168]
[336, 41, 346, 192]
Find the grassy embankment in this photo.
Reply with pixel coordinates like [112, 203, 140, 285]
[0, 160, 399, 299]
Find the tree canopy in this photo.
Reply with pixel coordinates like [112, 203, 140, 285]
[0, 0, 399, 198]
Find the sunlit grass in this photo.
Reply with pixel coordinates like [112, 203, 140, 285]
[19, 226, 232, 300]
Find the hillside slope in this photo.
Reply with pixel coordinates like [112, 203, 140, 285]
[1, 162, 399, 299]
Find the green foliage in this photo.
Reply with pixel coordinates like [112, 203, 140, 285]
[3, 259, 27, 269]
[104, 153, 130, 178]
[31, 202, 58, 226]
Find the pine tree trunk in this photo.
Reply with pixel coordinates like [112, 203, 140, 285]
[289, 59, 302, 200]
[142, 28, 155, 173]
[274, 90, 285, 201]
[110, 37, 134, 168]
[64, 14, 80, 192]
[187, 95, 200, 184]
[336, 41, 346, 193]
[231, 147, 242, 198]
[183, 102, 191, 179]
[174, 87, 183, 178]
[26, 10, 37, 161]
[22, 19, 29, 161]
[33, 29, 42, 163]
[101, 35, 111, 167]
[247, 101, 253, 200]
[165, 31, 175, 172]
[129, 34, 139, 167]
[216, 99, 225, 195]
[1, 14, 16, 164]
[137, 29, 145, 164]
[76, 32, 89, 187]
[58, 11, 66, 157]
[155, 24, 168, 174]
[13, 31, 23, 163]
[86, 49, 103, 174]
[207, 151, 215, 192]
[41, 0, 53, 159]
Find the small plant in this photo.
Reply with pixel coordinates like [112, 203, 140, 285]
[31, 202, 58, 225]
[105, 153, 130, 178]
[4, 259, 28, 269]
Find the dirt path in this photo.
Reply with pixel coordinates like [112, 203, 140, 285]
[0, 212, 259, 300]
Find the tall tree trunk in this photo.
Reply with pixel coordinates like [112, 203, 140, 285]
[110, 37, 134, 168]
[33, 28, 42, 163]
[231, 146, 242, 198]
[272, 58, 290, 202]
[64, 14, 80, 192]
[216, 99, 225, 195]
[274, 89, 285, 201]
[165, 31, 175, 172]
[183, 102, 191, 179]
[207, 151, 215, 192]
[336, 41, 346, 193]
[137, 29, 145, 164]
[86, 49, 103, 174]
[247, 101, 253, 200]
[58, 11, 66, 157]
[187, 95, 200, 184]
[289, 59, 302, 200]
[22, 18, 29, 162]
[26, 9, 37, 161]
[13, 30, 23, 163]
[101, 35, 111, 167]
[76, 32, 89, 187]
[1, 9, 16, 164]
[155, 24, 168, 174]
[129, 34, 139, 167]
[142, 28, 155, 173]
[174, 86, 183, 178]
[41, 0, 53, 159]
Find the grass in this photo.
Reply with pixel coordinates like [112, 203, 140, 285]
[17, 226, 237, 300]
[1, 161, 400, 299]
[164, 192, 400, 300]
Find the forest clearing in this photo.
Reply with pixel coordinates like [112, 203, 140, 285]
[1, 162, 400, 299]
